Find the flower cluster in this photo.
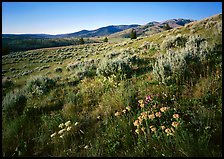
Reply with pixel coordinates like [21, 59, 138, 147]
[133, 94, 183, 137]
[114, 106, 132, 117]
[50, 120, 77, 139]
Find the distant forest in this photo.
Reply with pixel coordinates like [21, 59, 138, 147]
[2, 37, 98, 55]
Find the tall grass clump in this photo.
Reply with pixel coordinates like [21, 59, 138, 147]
[3, 89, 27, 120]
[153, 35, 220, 86]
[96, 51, 139, 77]
[25, 76, 56, 96]
[160, 34, 188, 50]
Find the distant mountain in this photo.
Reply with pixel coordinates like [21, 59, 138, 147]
[109, 18, 195, 38]
[55, 25, 140, 38]
[2, 19, 193, 40]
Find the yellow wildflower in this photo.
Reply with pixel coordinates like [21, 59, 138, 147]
[138, 100, 144, 104]
[161, 125, 166, 130]
[67, 126, 72, 131]
[148, 114, 155, 120]
[58, 123, 65, 128]
[59, 134, 64, 138]
[160, 107, 170, 112]
[65, 121, 71, 127]
[126, 106, 131, 111]
[135, 128, 140, 134]
[50, 132, 57, 138]
[173, 114, 180, 119]
[84, 145, 89, 149]
[122, 109, 127, 114]
[141, 127, 146, 133]
[140, 103, 145, 108]
[137, 116, 143, 124]
[141, 112, 148, 119]
[58, 128, 66, 135]
[155, 111, 162, 117]
[115, 111, 121, 117]
[75, 122, 79, 126]
[133, 120, 140, 127]
[151, 127, 157, 132]
[172, 121, 180, 127]
[165, 128, 174, 136]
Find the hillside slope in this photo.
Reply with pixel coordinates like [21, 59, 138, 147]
[2, 13, 222, 157]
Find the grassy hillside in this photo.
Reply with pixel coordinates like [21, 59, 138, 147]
[2, 13, 222, 157]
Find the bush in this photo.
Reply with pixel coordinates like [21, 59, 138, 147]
[160, 34, 188, 50]
[3, 89, 27, 119]
[2, 77, 14, 88]
[55, 67, 63, 73]
[153, 35, 215, 86]
[25, 76, 56, 96]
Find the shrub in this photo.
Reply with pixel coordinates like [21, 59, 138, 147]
[153, 35, 213, 86]
[25, 76, 56, 96]
[55, 67, 63, 73]
[3, 89, 27, 119]
[160, 34, 187, 50]
[2, 77, 14, 88]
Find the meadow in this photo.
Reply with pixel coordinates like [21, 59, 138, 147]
[2, 13, 222, 157]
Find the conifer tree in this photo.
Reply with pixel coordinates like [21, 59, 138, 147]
[79, 37, 84, 44]
[130, 29, 137, 39]
[104, 37, 108, 42]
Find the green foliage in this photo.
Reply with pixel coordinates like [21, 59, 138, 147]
[104, 37, 108, 42]
[160, 34, 188, 50]
[130, 29, 137, 39]
[3, 89, 27, 119]
[25, 76, 56, 96]
[79, 38, 85, 44]
[163, 23, 172, 30]
[55, 67, 63, 73]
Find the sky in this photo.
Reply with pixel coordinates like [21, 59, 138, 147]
[2, 2, 222, 35]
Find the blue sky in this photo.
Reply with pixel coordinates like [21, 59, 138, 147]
[2, 2, 222, 35]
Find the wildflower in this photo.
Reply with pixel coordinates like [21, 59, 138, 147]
[137, 116, 143, 124]
[173, 114, 179, 119]
[155, 111, 162, 117]
[135, 128, 140, 134]
[67, 126, 72, 131]
[161, 125, 166, 130]
[59, 134, 64, 138]
[146, 95, 151, 101]
[138, 100, 144, 104]
[58, 123, 65, 128]
[115, 111, 121, 117]
[50, 132, 57, 138]
[148, 114, 155, 120]
[65, 121, 71, 127]
[160, 107, 170, 113]
[97, 115, 101, 120]
[75, 122, 79, 126]
[172, 121, 179, 127]
[58, 128, 66, 135]
[133, 120, 140, 127]
[141, 112, 148, 119]
[80, 129, 84, 134]
[84, 145, 89, 149]
[165, 128, 171, 134]
[141, 127, 146, 133]
[165, 128, 174, 136]
[122, 109, 127, 114]
[151, 127, 157, 132]
[139, 103, 145, 108]
[126, 106, 131, 111]
[205, 126, 211, 130]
